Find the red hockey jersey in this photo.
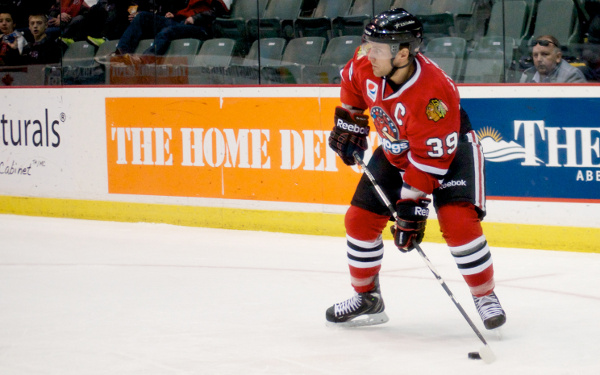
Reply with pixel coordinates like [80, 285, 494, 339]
[340, 51, 461, 195]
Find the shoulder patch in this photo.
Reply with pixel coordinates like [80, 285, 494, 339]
[357, 44, 370, 59]
[366, 80, 378, 102]
[425, 98, 448, 122]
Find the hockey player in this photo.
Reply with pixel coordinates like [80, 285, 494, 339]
[326, 8, 506, 330]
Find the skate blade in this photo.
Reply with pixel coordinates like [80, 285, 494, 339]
[326, 312, 389, 328]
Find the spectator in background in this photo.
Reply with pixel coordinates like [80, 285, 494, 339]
[115, 0, 230, 57]
[579, 14, 600, 82]
[0, 1, 54, 41]
[520, 35, 587, 83]
[57, 1, 154, 47]
[580, 44, 600, 81]
[87, 1, 155, 46]
[21, 13, 61, 64]
[0, 7, 26, 65]
[471, 0, 495, 40]
[47, 0, 90, 44]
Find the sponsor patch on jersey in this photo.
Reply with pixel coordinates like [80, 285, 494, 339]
[366, 80, 378, 102]
[425, 98, 448, 122]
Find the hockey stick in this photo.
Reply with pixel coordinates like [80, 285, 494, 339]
[352, 151, 496, 364]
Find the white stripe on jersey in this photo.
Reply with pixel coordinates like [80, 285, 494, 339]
[466, 131, 486, 212]
[408, 151, 449, 176]
[383, 58, 422, 100]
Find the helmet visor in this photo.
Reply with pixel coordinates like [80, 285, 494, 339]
[360, 39, 395, 60]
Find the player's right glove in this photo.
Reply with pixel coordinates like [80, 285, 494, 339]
[328, 106, 370, 166]
[390, 197, 431, 253]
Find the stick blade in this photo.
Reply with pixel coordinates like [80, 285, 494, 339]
[479, 344, 496, 364]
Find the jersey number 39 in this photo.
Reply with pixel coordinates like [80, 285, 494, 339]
[426, 132, 458, 157]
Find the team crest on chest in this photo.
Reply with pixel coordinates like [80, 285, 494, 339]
[371, 106, 409, 155]
[426, 98, 448, 122]
[366, 80, 378, 102]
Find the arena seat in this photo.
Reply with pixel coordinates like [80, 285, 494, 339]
[246, 0, 304, 40]
[424, 36, 467, 80]
[227, 37, 286, 84]
[189, 38, 236, 85]
[301, 35, 361, 84]
[332, 0, 393, 37]
[212, 0, 269, 55]
[260, 36, 327, 84]
[294, 0, 353, 41]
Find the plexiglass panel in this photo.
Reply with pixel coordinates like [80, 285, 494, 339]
[0, 0, 598, 86]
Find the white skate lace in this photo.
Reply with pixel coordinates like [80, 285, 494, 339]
[334, 294, 363, 317]
[474, 292, 503, 321]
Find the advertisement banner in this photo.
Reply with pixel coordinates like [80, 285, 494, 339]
[462, 98, 600, 201]
[105, 97, 383, 205]
[106, 95, 600, 204]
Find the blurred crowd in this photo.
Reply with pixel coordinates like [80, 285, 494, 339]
[0, 0, 598, 84]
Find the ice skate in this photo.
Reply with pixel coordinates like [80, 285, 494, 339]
[326, 277, 388, 327]
[473, 291, 506, 330]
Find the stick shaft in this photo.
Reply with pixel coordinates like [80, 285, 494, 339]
[413, 242, 488, 345]
[353, 152, 488, 346]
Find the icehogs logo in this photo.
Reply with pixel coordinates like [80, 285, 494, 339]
[426, 98, 448, 122]
[371, 106, 409, 155]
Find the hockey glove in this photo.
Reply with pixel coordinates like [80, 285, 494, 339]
[390, 198, 431, 253]
[328, 106, 370, 166]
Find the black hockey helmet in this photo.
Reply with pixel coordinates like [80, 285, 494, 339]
[363, 8, 423, 57]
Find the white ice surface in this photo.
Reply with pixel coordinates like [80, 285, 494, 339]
[0, 214, 599, 375]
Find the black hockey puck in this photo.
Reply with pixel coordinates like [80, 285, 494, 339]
[468, 352, 482, 360]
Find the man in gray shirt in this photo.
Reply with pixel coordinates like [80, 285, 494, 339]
[520, 35, 587, 83]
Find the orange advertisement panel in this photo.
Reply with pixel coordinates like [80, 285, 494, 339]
[105, 97, 381, 205]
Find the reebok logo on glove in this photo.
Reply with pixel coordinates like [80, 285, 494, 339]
[414, 206, 429, 216]
[336, 118, 370, 135]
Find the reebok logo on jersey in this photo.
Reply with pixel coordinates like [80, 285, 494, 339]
[439, 180, 467, 190]
[366, 80, 378, 102]
[426, 98, 448, 122]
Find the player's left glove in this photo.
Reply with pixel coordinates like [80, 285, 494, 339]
[328, 106, 370, 166]
[390, 197, 431, 253]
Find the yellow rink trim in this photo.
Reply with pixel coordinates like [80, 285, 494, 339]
[1, 196, 598, 253]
